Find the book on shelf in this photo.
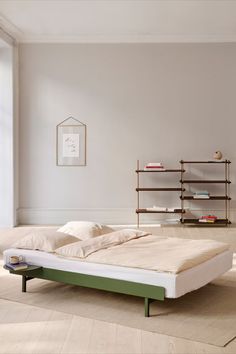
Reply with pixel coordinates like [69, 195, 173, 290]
[193, 195, 210, 199]
[198, 219, 215, 223]
[145, 206, 179, 212]
[5, 262, 29, 271]
[199, 215, 217, 223]
[144, 162, 165, 170]
[201, 215, 217, 220]
[193, 190, 210, 199]
[195, 190, 209, 195]
[146, 206, 167, 211]
[144, 168, 166, 171]
[146, 162, 163, 166]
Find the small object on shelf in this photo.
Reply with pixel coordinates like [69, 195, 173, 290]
[199, 215, 217, 223]
[5, 262, 29, 271]
[193, 196, 210, 199]
[198, 219, 214, 223]
[136, 208, 184, 214]
[167, 207, 179, 212]
[213, 151, 223, 160]
[193, 191, 210, 199]
[195, 191, 209, 195]
[201, 215, 217, 220]
[144, 168, 166, 171]
[146, 162, 163, 167]
[146, 206, 167, 212]
[144, 162, 165, 171]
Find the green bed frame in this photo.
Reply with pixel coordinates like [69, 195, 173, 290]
[7, 266, 165, 317]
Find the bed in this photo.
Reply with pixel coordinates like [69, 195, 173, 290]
[3, 242, 233, 317]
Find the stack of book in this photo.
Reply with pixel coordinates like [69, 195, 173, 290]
[199, 215, 217, 223]
[193, 191, 210, 199]
[146, 206, 167, 212]
[5, 262, 29, 271]
[146, 206, 179, 212]
[144, 162, 165, 171]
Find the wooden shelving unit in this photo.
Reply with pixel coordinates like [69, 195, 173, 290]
[180, 160, 231, 226]
[136, 160, 185, 227]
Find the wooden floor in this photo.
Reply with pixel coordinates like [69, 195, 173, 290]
[0, 297, 236, 354]
[0, 225, 236, 354]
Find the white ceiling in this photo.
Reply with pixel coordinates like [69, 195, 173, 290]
[0, 0, 236, 43]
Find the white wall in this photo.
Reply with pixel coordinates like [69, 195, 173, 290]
[0, 45, 14, 226]
[18, 43, 236, 225]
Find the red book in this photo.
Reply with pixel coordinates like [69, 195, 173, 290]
[201, 215, 217, 220]
[145, 166, 164, 169]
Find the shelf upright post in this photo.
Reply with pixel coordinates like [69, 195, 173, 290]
[137, 160, 140, 229]
[180, 160, 184, 223]
[226, 160, 231, 225]
[225, 161, 228, 222]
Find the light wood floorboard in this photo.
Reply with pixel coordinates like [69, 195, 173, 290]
[61, 316, 93, 354]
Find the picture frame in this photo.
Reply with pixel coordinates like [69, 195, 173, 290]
[56, 117, 87, 166]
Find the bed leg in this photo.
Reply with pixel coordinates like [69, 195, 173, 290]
[22, 275, 27, 292]
[144, 298, 156, 317]
[144, 298, 151, 317]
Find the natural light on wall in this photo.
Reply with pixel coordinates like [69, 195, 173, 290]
[0, 39, 14, 227]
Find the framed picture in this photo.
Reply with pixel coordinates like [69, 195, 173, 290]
[57, 117, 86, 166]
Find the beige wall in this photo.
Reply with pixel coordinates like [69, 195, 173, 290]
[18, 43, 236, 224]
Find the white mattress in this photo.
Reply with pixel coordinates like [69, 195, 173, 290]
[3, 248, 233, 298]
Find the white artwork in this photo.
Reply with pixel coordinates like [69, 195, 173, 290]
[57, 117, 86, 166]
[62, 133, 80, 157]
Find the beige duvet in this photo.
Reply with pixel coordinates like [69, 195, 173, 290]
[55, 230, 230, 274]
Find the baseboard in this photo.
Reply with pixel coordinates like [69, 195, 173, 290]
[16, 207, 236, 226]
[17, 208, 137, 225]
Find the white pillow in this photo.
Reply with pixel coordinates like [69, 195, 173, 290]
[55, 229, 148, 258]
[12, 229, 78, 253]
[57, 221, 114, 240]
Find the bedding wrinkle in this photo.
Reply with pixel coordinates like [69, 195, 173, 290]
[89, 236, 229, 273]
[55, 229, 148, 258]
[55, 231, 229, 274]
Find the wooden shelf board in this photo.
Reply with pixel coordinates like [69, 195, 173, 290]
[136, 169, 185, 173]
[137, 188, 185, 192]
[136, 209, 185, 214]
[180, 180, 231, 184]
[180, 160, 230, 164]
[181, 218, 230, 225]
[180, 196, 231, 200]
